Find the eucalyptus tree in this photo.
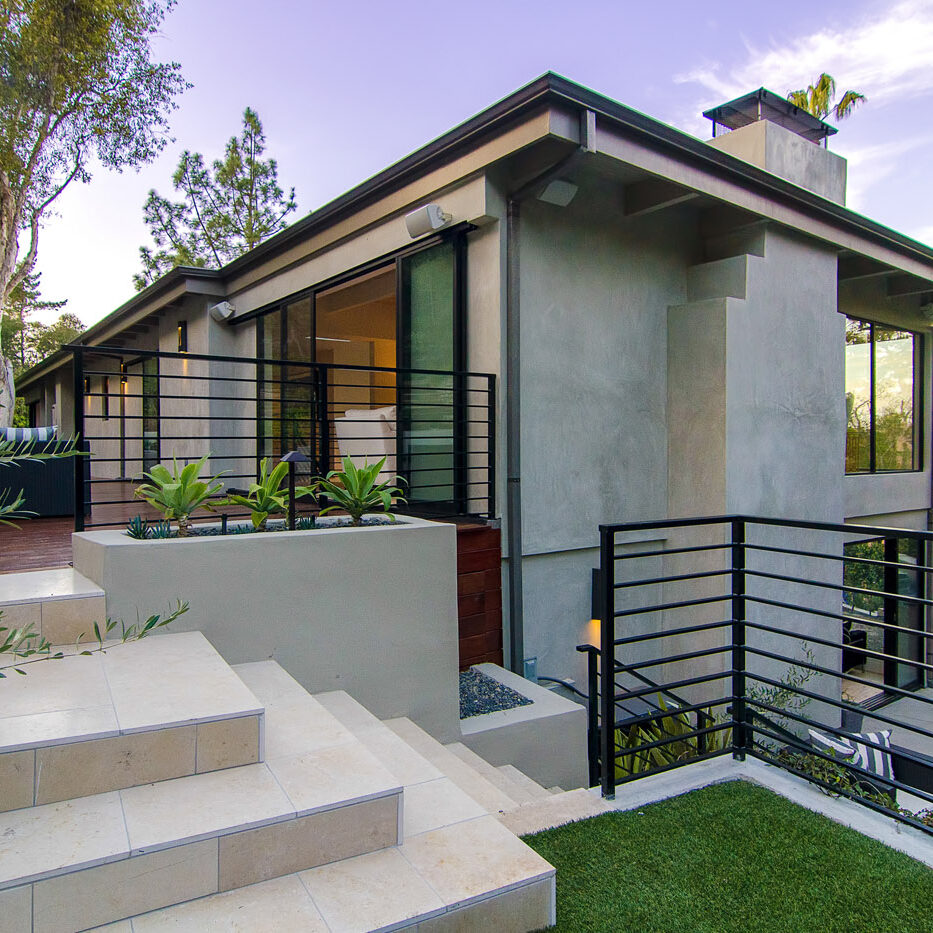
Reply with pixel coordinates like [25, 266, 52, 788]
[0, 0, 187, 425]
[135, 108, 297, 289]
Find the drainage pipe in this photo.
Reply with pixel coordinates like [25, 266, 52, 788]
[505, 108, 596, 674]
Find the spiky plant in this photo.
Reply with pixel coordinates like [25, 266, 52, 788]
[787, 73, 866, 123]
[134, 454, 226, 536]
[311, 456, 406, 526]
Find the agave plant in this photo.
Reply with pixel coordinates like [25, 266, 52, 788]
[224, 457, 313, 530]
[134, 454, 226, 537]
[312, 456, 406, 526]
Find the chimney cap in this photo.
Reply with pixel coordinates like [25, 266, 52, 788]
[703, 87, 837, 144]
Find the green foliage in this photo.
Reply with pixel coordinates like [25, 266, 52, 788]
[746, 643, 815, 732]
[787, 73, 866, 122]
[312, 456, 406, 526]
[844, 539, 885, 613]
[223, 456, 311, 529]
[149, 519, 172, 538]
[0, 0, 186, 312]
[135, 108, 296, 289]
[0, 599, 189, 677]
[0, 272, 72, 376]
[615, 695, 732, 777]
[524, 781, 933, 932]
[0, 433, 80, 525]
[125, 514, 150, 539]
[134, 454, 226, 536]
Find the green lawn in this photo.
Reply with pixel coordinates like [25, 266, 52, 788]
[523, 780, 933, 933]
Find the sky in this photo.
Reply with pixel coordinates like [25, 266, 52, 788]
[28, 0, 933, 328]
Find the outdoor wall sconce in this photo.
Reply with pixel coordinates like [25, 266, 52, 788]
[177, 321, 188, 353]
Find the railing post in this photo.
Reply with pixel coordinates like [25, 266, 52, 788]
[486, 374, 496, 519]
[577, 644, 601, 789]
[599, 526, 616, 797]
[731, 518, 747, 760]
[72, 347, 86, 533]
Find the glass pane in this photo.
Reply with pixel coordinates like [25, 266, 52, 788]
[142, 357, 159, 473]
[282, 297, 314, 457]
[259, 310, 283, 458]
[874, 328, 915, 471]
[895, 538, 923, 689]
[401, 243, 455, 505]
[844, 319, 871, 473]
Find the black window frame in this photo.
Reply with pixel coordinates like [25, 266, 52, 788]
[845, 316, 923, 475]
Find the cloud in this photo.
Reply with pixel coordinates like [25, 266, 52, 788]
[673, 0, 933, 120]
[839, 135, 933, 212]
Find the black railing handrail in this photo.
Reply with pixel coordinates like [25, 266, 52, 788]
[599, 512, 933, 544]
[584, 512, 933, 836]
[69, 343, 497, 382]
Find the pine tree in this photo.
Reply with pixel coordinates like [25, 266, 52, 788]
[135, 109, 297, 289]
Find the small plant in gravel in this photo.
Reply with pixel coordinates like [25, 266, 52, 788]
[126, 515, 150, 539]
[223, 457, 313, 530]
[312, 456, 405, 526]
[134, 454, 226, 536]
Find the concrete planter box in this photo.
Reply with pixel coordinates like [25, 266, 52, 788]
[460, 664, 588, 789]
[73, 516, 461, 741]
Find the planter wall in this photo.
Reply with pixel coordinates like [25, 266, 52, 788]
[73, 517, 461, 741]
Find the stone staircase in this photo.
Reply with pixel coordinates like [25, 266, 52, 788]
[0, 628, 604, 931]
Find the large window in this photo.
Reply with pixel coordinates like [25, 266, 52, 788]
[845, 318, 921, 473]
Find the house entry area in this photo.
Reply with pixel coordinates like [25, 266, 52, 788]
[257, 237, 472, 515]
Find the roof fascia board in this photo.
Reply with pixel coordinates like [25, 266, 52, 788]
[225, 107, 563, 296]
[596, 120, 933, 281]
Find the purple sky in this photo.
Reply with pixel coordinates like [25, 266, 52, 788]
[32, 0, 933, 327]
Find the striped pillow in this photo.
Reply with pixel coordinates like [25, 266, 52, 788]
[1, 426, 58, 443]
[808, 728, 894, 787]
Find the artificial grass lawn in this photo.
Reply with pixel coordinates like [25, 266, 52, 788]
[523, 780, 933, 933]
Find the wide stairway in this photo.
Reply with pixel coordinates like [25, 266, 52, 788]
[0, 627, 605, 932]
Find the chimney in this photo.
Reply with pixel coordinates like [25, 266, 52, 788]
[703, 88, 847, 205]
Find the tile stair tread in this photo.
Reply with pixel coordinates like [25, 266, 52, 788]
[0, 567, 104, 606]
[118, 815, 555, 932]
[0, 632, 263, 754]
[0, 743, 401, 889]
[445, 742, 543, 805]
[384, 717, 519, 814]
[497, 788, 614, 836]
[313, 690, 445, 787]
[497, 764, 554, 800]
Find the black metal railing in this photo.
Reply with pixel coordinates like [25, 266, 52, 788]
[581, 514, 933, 835]
[71, 344, 496, 530]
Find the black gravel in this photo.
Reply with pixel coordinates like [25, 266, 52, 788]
[459, 668, 533, 719]
[126, 515, 397, 538]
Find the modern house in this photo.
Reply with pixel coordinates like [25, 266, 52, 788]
[15, 73, 933, 707]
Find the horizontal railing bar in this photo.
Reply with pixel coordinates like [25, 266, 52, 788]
[748, 720, 933, 805]
[745, 645, 933, 708]
[613, 670, 734, 704]
[73, 344, 497, 380]
[748, 747, 932, 835]
[611, 543, 731, 561]
[611, 748, 733, 787]
[614, 644, 731, 675]
[612, 619, 731, 647]
[613, 568, 729, 589]
[613, 593, 730, 618]
[746, 541, 933, 576]
[746, 696, 933, 782]
[613, 720, 733, 759]
[747, 669, 933, 742]
[745, 567, 933, 610]
[745, 619, 933, 674]
[745, 593, 933, 642]
[616, 696, 733, 728]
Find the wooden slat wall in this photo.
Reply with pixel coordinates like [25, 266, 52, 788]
[456, 524, 503, 669]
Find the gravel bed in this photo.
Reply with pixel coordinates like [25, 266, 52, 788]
[126, 514, 397, 538]
[460, 668, 533, 719]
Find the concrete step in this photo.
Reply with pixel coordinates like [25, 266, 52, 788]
[122, 815, 555, 932]
[498, 788, 614, 837]
[686, 254, 749, 301]
[498, 764, 554, 801]
[385, 717, 520, 814]
[446, 741, 543, 805]
[0, 632, 264, 811]
[0, 568, 105, 647]
[3, 660, 403, 932]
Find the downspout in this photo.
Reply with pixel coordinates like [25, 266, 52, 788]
[505, 108, 596, 674]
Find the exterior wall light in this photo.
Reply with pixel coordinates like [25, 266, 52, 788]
[405, 203, 451, 239]
[177, 321, 188, 353]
